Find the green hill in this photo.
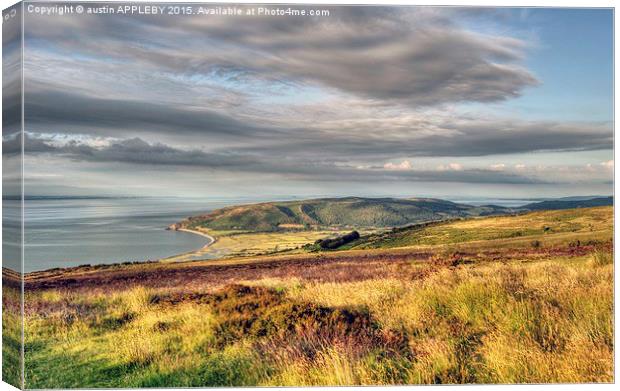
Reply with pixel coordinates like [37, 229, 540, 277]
[178, 197, 510, 232]
[344, 205, 613, 251]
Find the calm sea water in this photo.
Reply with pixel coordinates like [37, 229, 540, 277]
[15, 197, 237, 272]
[449, 198, 533, 208]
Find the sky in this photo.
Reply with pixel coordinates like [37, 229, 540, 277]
[3, 5, 614, 200]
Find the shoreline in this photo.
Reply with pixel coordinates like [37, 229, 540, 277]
[176, 228, 217, 250]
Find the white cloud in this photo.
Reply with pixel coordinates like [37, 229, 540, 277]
[437, 163, 463, 171]
[383, 160, 413, 171]
[489, 163, 506, 171]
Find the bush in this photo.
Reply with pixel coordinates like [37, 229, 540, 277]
[317, 231, 360, 250]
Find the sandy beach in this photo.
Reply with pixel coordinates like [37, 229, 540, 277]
[177, 228, 216, 249]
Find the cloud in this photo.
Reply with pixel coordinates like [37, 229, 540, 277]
[7, 127, 614, 189]
[23, 6, 537, 107]
[57, 137, 259, 168]
[24, 89, 280, 142]
[294, 117, 612, 158]
[23, 86, 612, 160]
[19, 7, 610, 163]
[13, 134, 545, 185]
[437, 163, 464, 171]
[3, 133, 58, 155]
[383, 160, 413, 171]
[2, 12, 22, 135]
[12, 6, 613, 195]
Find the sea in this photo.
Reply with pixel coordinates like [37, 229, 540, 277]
[3, 196, 535, 273]
[3, 197, 245, 272]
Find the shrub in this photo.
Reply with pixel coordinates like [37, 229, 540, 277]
[317, 231, 360, 250]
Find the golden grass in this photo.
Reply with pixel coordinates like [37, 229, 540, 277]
[209, 230, 342, 256]
[165, 229, 353, 261]
[590, 247, 614, 267]
[22, 252, 613, 387]
[259, 263, 613, 385]
[356, 206, 613, 250]
[452, 207, 611, 231]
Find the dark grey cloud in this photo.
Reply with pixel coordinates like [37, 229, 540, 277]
[230, 118, 612, 160]
[311, 120, 612, 158]
[13, 134, 543, 185]
[23, 6, 537, 106]
[419, 121, 612, 156]
[24, 89, 279, 141]
[4, 132, 63, 155]
[23, 87, 611, 159]
[3, 6, 22, 134]
[5, 133, 256, 167]
[58, 137, 258, 168]
[2, 75, 21, 133]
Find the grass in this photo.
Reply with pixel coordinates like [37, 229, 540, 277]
[204, 229, 351, 257]
[164, 229, 356, 262]
[10, 206, 615, 387]
[590, 247, 614, 266]
[2, 284, 22, 389]
[21, 254, 613, 387]
[354, 206, 612, 249]
[288, 257, 613, 383]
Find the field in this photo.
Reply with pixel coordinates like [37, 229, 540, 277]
[166, 229, 354, 261]
[3, 206, 614, 387]
[352, 207, 612, 249]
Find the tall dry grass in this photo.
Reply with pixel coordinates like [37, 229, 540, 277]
[21, 251, 613, 387]
[281, 255, 613, 384]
